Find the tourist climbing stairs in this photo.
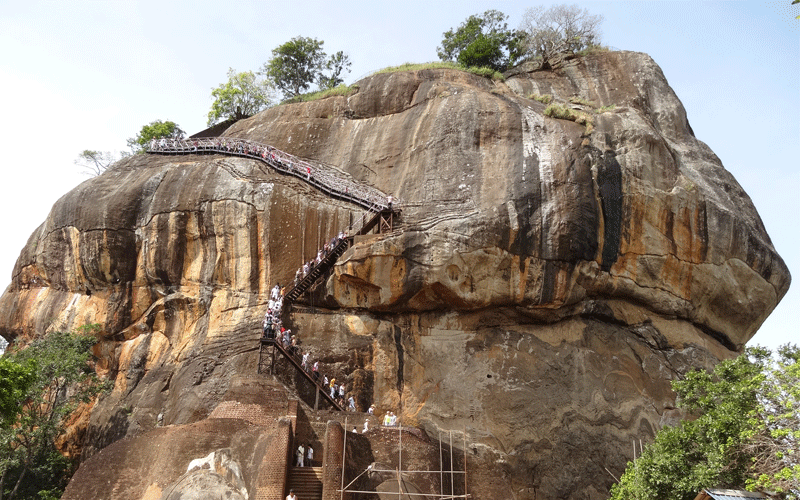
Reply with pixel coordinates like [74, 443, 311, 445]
[284, 236, 351, 303]
[287, 467, 323, 500]
[154, 136, 402, 414]
[258, 337, 344, 411]
[284, 207, 397, 304]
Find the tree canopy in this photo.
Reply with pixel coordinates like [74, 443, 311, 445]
[262, 36, 326, 99]
[127, 120, 184, 153]
[318, 50, 352, 90]
[207, 68, 275, 126]
[610, 345, 800, 500]
[437, 10, 524, 71]
[261, 36, 352, 100]
[519, 4, 603, 69]
[0, 327, 107, 500]
[74, 150, 123, 177]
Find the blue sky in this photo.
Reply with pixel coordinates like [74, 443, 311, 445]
[0, 1, 796, 350]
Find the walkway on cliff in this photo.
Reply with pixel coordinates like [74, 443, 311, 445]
[258, 206, 397, 412]
[147, 137, 400, 413]
[146, 136, 396, 212]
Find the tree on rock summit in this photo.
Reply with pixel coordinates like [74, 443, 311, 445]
[207, 68, 275, 126]
[262, 36, 351, 100]
[519, 4, 604, 69]
[127, 120, 185, 153]
[437, 9, 525, 72]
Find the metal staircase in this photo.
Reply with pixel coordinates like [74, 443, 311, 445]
[257, 337, 344, 411]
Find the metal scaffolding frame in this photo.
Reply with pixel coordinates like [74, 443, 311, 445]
[338, 423, 470, 499]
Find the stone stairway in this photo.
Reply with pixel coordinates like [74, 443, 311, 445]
[287, 466, 323, 500]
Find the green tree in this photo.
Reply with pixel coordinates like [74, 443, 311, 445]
[262, 36, 327, 98]
[519, 4, 603, 69]
[127, 120, 185, 153]
[437, 10, 523, 72]
[743, 345, 800, 496]
[609, 345, 800, 500]
[262, 37, 352, 99]
[207, 68, 275, 126]
[0, 327, 107, 500]
[74, 150, 124, 177]
[318, 50, 352, 90]
[0, 359, 36, 426]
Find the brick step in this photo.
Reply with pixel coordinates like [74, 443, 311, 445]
[287, 466, 323, 500]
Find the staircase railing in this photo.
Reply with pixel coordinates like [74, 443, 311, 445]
[283, 208, 390, 304]
[261, 336, 344, 411]
[147, 137, 399, 212]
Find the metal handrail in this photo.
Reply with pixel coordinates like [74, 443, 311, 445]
[266, 336, 344, 411]
[146, 137, 400, 212]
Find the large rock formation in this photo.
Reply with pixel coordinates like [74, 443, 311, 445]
[0, 51, 789, 499]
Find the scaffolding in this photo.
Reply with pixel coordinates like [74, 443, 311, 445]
[338, 419, 470, 500]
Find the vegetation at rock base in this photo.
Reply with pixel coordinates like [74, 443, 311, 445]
[127, 120, 185, 153]
[207, 68, 275, 126]
[0, 326, 108, 500]
[609, 345, 800, 500]
[437, 9, 525, 72]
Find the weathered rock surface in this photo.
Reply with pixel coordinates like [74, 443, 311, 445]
[61, 418, 276, 500]
[0, 51, 790, 499]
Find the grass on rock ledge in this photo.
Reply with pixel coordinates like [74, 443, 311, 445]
[374, 61, 504, 81]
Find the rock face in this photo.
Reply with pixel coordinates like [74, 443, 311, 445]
[0, 51, 790, 499]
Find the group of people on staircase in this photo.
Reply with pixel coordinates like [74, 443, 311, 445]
[270, 330, 361, 412]
[262, 277, 364, 412]
[148, 136, 393, 212]
[262, 284, 285, 340]
[293, 231, 349, 287]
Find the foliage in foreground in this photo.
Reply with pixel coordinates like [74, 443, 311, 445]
[610, 345, 800, 500]
[0, 327, 107, 500]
